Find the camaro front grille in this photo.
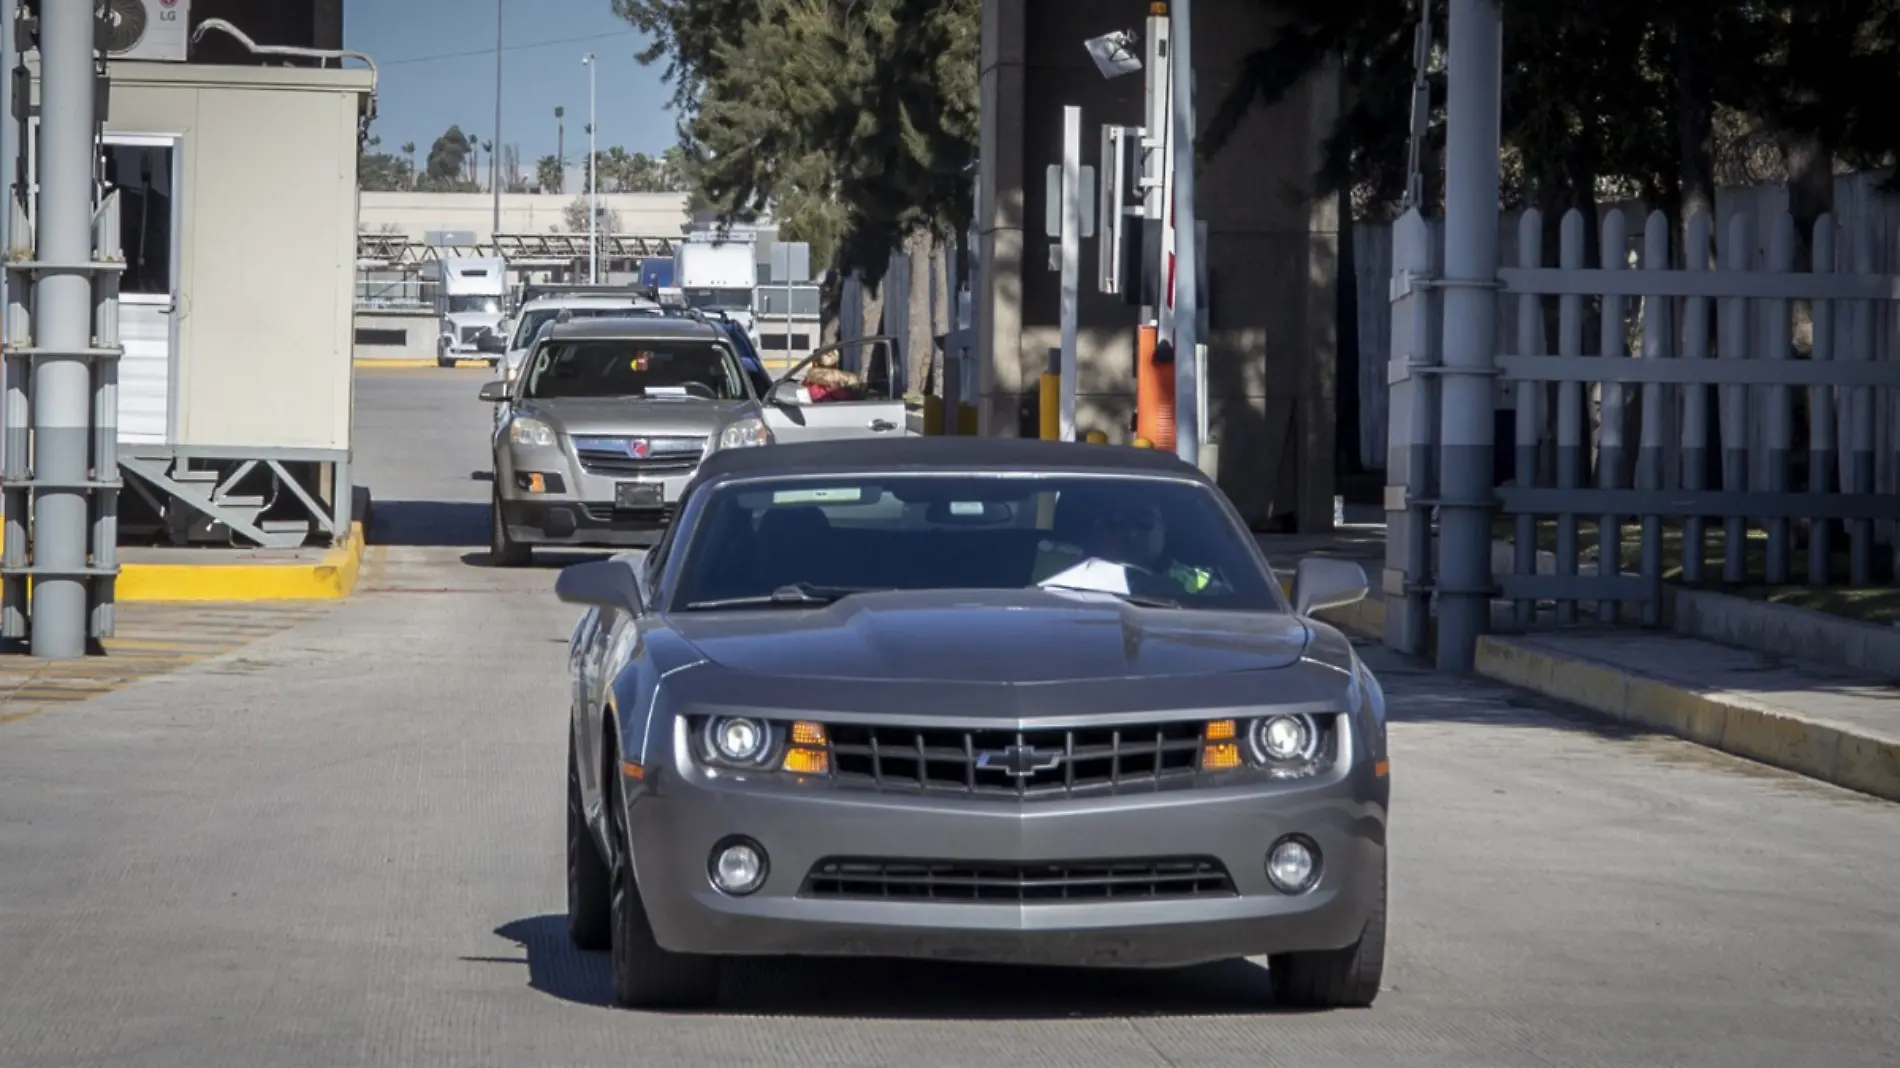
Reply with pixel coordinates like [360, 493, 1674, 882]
[824, 722, 1206, 798]
[800, 856, 1236, 902]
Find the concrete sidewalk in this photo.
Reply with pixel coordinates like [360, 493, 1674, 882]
[1262, 525, 1900, 805]
[1475, 631, 1900, 803]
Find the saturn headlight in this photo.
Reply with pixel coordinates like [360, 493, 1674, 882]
[715, 416, 773, 451]
[508, 416, 557, 448]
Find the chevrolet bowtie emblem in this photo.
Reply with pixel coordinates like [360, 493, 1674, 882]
[976, 744, 1062, 778]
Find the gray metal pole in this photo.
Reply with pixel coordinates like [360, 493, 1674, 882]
[1432, 0, 1502, 671]
[584, 54, 597, 284]
[491, 0, 503, 237]
[1168, 0, 1200, 468]
[29, 0, 98, 658]
[1058, 104, 1080, 442]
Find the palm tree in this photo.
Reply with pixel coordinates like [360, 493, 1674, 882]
[400, 141, 416, 188]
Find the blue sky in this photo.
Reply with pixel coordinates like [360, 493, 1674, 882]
[343, 0, 679, 167]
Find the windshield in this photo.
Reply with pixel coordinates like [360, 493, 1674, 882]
[510, 306, 658, 350]
[668, 474, 1283, 612]
[519, 338, 749, 401]
[682, 287, 754, 311]
[447, 295, 501, 315]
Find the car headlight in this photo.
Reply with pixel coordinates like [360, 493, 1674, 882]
[508, 416, 556, 448]
[715, 417, 772, 450]
[690, 715, 831, 774]
[1244, 713, 1325, 775]
[698, 715, 778, 768]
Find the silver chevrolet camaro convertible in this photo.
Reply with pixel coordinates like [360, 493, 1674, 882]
[555, 437, 1389, 1010]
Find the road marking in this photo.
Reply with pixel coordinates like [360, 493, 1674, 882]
[0, 601, 339, 727]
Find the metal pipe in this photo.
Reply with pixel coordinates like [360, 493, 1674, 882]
[492, 0, 503, 236]
[1169, 0, 1200, 467]
[29, 0, 98, 658]
[1432, 0, 1502, 671]
[90, 191, 120, 639]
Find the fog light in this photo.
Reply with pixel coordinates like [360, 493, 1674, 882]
[708, 837, 767, 896]
[1266, 835, 1321, 894]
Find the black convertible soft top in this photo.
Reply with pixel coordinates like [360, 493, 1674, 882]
[694, 435, 1208, 482]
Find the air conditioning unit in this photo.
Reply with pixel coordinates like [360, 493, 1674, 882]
[97, 0, 190, 63]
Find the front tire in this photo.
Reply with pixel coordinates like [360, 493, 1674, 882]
[566, 734, 611, 951]
[489, 487, 531, 567]
[606, 771, 721, 1009]
[1267, 855, 1386, 1009]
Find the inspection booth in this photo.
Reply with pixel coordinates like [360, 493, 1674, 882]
[16, 57, 373, 547]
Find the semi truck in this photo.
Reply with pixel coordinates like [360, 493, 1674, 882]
[435, 257, 509, 367]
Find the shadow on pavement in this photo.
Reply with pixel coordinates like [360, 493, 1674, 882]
[489, 914, 1303, 1018]
[457, 549, 623, 569]
[369, 501, 490, 547]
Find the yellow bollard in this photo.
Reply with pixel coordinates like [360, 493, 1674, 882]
[1132, 436, 1154, 449]
[1039, 372, 1060, 440]
[923, 394, 945, 435]
[958, 403, 980, 435]
[1083, 430, 1108, 444]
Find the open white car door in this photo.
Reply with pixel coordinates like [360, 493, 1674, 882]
[759, 335, 910, 443]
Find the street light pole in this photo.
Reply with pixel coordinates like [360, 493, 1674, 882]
[491, 0, 503, 238]
[583, 53, 597, 283]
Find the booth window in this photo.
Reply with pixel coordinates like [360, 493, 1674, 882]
[104, 143, 175, 297]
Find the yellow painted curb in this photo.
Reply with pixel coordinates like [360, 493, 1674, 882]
[1473, 634, 1900, 803]
[112, 521, 366, 602]
[355, 358, 483, 369]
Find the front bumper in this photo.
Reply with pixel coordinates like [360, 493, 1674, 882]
[622, 751, 1387, 968]
[496, 446, 699, 546]
[498, 496, 673, 547]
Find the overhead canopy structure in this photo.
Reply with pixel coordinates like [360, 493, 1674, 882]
[353, 232, 681, 270]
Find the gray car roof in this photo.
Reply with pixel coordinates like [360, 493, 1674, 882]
[695, 436, 1210, 483]
[544, 316, 722, 341]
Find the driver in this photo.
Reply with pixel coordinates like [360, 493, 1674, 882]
[1040, 494, 1215, 596]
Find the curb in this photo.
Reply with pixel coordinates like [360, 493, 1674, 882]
[113, 520, 367, 602]
[1670, 586, 1900, 683]
[1473, 634, 1900, 804]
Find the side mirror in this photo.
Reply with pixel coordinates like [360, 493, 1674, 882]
[765, 380, 797, 406]
[554, 558, 645, 615]
[1290, 557, 1368, 617]
[478, 380, 510, 403]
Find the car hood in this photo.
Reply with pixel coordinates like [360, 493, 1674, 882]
[520, 397, 755, 437]
[664, 589, 1314, 684]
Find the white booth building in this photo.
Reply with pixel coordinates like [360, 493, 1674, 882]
[18, 57, 373, 547]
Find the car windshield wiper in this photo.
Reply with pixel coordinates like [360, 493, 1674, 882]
[682, 583, 889, 611]
[1037, 583, 1185, 609]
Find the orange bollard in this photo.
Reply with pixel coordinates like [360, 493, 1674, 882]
[1135, 324, 1176, 451]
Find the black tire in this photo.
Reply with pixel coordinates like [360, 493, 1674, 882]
[566, 733, 611, 951]
[1268, 855, 1386, 1009]
[606, 770, 720, 1009]
[489, 488, 531, 567]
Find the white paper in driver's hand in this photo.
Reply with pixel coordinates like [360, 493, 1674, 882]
[1036, 557, 1131, 596]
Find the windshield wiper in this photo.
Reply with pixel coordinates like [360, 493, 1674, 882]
[682, 583, 889, 611]
[1037, 583, 1185, 609]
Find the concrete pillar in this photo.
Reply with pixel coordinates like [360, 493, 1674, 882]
[978, 0, 1341, 530]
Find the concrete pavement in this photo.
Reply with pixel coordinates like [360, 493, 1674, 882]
[0, 363, 1896, 1067]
